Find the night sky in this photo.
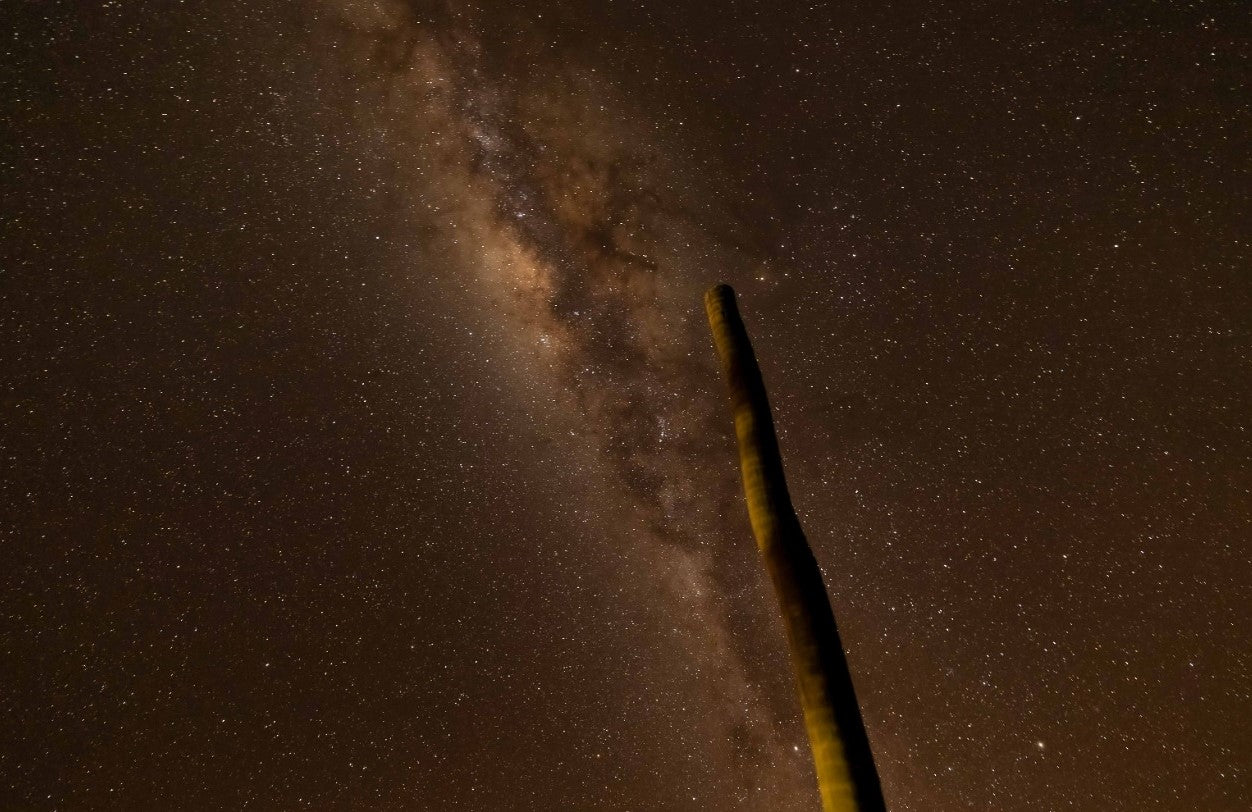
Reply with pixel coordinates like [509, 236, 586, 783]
[4, 1, 1249, 810]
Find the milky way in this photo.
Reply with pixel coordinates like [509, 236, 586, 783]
[322, 1, 823, 803]
[4, 0, 1249, 809]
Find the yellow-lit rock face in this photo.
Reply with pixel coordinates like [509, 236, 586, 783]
[705, 284, 886, 812]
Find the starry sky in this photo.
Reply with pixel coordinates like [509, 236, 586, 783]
[3, 1, 1249, 809]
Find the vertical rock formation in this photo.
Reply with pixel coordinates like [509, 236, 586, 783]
[705, 284, 886, 812]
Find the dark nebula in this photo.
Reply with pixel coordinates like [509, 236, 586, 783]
[3, 1, 1248, 809]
